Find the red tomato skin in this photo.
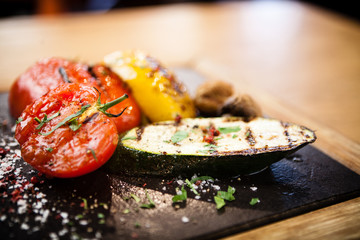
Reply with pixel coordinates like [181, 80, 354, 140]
[15, 83, 118, 178]
[92, 65, 141, 133]
[9, 57, 96, 118]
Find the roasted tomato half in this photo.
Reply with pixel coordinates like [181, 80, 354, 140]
[15, 83, 127, 178]
[9, 57, 97, 118]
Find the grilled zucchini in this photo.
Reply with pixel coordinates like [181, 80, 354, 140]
[106, 117, 316, 176]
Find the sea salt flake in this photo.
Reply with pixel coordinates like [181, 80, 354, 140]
[181, 216, 190, 223]
[20, 223, 30, 230]
[250, 186, 258, 191]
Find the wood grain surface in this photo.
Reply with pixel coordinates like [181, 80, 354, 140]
[0, 1, 359, 239]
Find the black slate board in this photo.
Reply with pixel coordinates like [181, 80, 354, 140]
[1, 89, 360, 240]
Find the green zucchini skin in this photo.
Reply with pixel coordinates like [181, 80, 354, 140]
[105, 143, 310, 177]
[105, 117, 316, 177]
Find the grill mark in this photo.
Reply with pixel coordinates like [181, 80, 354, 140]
[136, 127, 144, 141]
[245, 127, 256, 146]
[281, 121, 293, 147]
[83, 112, 99, 124]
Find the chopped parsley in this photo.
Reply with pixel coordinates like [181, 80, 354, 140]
[249, 197, 260, 205]
[217, 186, 236, 201]
[16, 117, 23, 124]
[140, 189, 156, 209]
[232, 134, 238, 138]
[185, 179, 199, 195]
[97, 213, 105, 218]
[69, 119, 82, 131]
[123, 209, 130, 214]
[214, 196, 226, 209]
[190, 176, 214, 184]
[45, 147, 53, 152]
[130, 194, 141, 203]
[171, 130, 188, 143]
[122, 136, 137, 141]
[214, 186, 236, 210]
[218, 126, 241, 134]
[172, 185, 187, 203]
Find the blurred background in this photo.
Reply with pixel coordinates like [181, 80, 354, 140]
[0, 0, 358, 22]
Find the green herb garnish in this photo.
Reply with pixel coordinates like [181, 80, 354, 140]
[214, 196, 226, 209]
[218, 126, 241, 134]
[82, 198, 88, 210]
[134, 221, 141, 228]
[232, 134, 238, 138]
[217, 186, 236, 201]
[123, 209, 130, 214]
[35, 112, 60, 130]
[249, 197, 260, 205]
[88, 148, 97, 161]
[40, 105, 91, 136]
[45, 147, 53, 152]
[122, 136, 137, 141]
[97, 213, 105, 218]
[140, 189, 156, 209]
[69, 119, 82, 131]
[185, 179, 199, 195]
[190, 176, 214, 184]
[130, 194, 141, 203]
[172, 185, 187, 203]
[16, 117, 23, 124]
[171, 130, 188, 143]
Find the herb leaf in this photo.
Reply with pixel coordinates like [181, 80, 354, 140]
[35, 112, 60, 130]
[172, 185, 187, 203]
[45, 147, 53, 152]
[140, 189, 156, 209]
[190, 176, 214, 184]
[217, 186, 236, 201]
[214, 196, 226, 209]
[185, 179, 199, 195]
[40, 104, 90, 136]
[69, 119, 82, 131]
[171, 131, 188, 143]
[122, 136, 137, 141]
[249, 197, 260, 205]
[88, 148, 97, 161]
[130, 194, 141, 203]
[218, 126, 241, 134]
[16, 117, 23, 124]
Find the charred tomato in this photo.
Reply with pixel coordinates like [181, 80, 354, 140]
[15, 83, 127, 178]
[9, 57, 97, 118]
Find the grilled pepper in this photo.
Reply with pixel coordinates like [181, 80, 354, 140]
[103, 50, 196, 122]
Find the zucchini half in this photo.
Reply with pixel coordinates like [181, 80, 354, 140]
[105, 117, 316, 176]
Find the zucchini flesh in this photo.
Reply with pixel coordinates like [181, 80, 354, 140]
[106, 117, 316, 176]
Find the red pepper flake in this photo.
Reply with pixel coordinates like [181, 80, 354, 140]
[30, 176, 39, 184]
[195, 180, 202, 186]
[0, 147, 10, 158]
[143, 183, 147, 187]
[202, 125, 220, 144]
[166, 179, 174, 185]
[175, 114, 182, 124]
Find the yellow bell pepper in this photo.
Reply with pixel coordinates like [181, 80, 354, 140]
[103, 50, 196, 122]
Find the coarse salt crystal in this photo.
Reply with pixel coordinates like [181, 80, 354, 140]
[20, 223, 30, 230]
[181, 216, 189, 223]
[250, 187, 258, 191]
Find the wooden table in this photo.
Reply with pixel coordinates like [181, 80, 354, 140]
[0, 1, 359, 239]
